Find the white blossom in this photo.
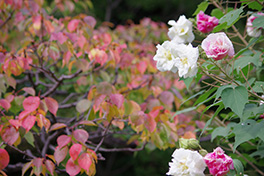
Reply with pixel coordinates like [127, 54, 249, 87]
[167, 148, 206, 176]
[168, 15, 195, 44]
[153, 40, 178, 73]
[171, 43, 199, 78]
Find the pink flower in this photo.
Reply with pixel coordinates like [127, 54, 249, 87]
[201, 32, 234, 60]
[204, 147, 234, 176]
[246, 12, 264, 37]
[197, 11, 219, 33]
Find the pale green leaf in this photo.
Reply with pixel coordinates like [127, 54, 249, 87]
[221, 86, 248, 117]
[218, 7, 244, 28]
[233, 159, 244, 175]
[252, 81, 264, 93]
[211, 126, 230, 141]
[76, 99, 92, 113]
[252, 15, 264, 28]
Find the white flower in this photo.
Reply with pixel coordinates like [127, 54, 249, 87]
[153, 40, 178, 73]
[167, 148, 206, 176]
[168, 15, 195, 44]
[171, 43, 199, 78]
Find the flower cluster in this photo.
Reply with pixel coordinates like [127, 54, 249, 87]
[153, 12, 234, 78]
[153, 15, 198, 78]
[167, 147, 234, 176]
[246, 12, 264, 38]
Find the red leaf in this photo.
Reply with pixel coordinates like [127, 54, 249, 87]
[23, 96, 40, 112]
[109, 94, 124, 109]
[57, 135, 71, 148]
[54, 146, 68, 165]
[2, 126, 19, 145]
[67, 19, 80, 32]
[45, 160, 55, 176]
[73, 129, 89, 144]
[50, 32, 67, 44]
[78, 153, 92, 173]
[49, 123, 67, 131]
[136, 61, 147, 74]
[0, 99, 11, 111]
[89, 48, 108, 65]
[32, 158, 43, 176]
[9, 119, 21, 130]
[66, 158, 81, 176]
[144, 114, 156, 133]
[0, 148, 9, 170]
[21, 115, 36, 132]
[159, 91, 174, 106]
[18, 110, 31, 120]
[44, 97, 58, 116]
[69, 144, 82, 161]
[83, 16, 96, 28]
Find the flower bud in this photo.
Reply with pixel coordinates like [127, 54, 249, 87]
[179, 138, 201, 150]
[199, 149, 208, 157]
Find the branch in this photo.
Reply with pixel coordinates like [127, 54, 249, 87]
[41, 131, 58, 157]
[0, 11, 14, 29]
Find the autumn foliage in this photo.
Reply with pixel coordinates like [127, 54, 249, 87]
[0, 0, 204, 175]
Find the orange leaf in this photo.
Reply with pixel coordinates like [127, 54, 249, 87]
[44, 97, 58, 116]
[49, 123, 67, 131]
[144, 114, 156, 133]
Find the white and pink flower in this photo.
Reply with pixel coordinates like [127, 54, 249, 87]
[167, 148, 206, 176]
[201, 32, 234, 60]
[168, 15, 195, 44]
[197, 11, 219, 33]
[246, 12, 264, 38]
[204, 147, 234, 176]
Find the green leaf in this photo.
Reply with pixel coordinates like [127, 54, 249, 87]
[252, 81, 264, 93]
[179, 77, 193, 90]
[174, 107, 196, 116]
[233, 159, 244, 175]
[211, 8, 224, 19]
[194, 87, 217, 106]
[211, 126, 230, 141]
[218, 7, 244, 28]
[215, 85, 233, 102]
[232, 120, 264, 151]
[199, 102, 224, 137]
[193, 1, 209, 16]
[24, 131, 35, 147]
[242, 104, 264, 121]
[234, 56, 258, 73]
[241, 0, 263, 10]
[221, 86, 248, 117]
[252, 15, 264, 28]
[181, 90, 205, 105]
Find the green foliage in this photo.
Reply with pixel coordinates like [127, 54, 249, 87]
[221, 86, 248, 117]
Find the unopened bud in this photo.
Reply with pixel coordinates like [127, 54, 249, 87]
[199, 149, 208, 157]
[188, 138, 200, 150]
